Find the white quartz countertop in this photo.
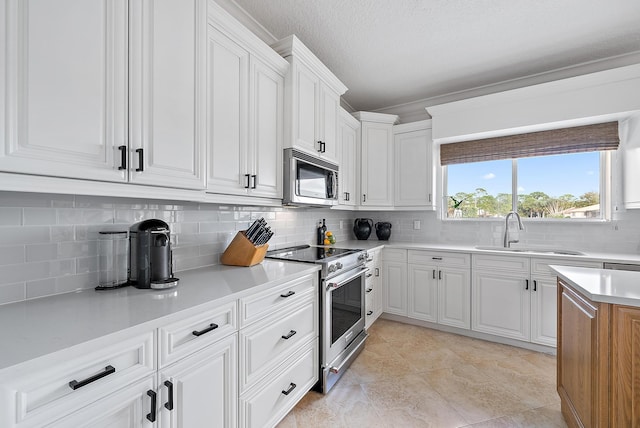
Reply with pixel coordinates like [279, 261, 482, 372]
[551, 265, 640, 307]
[0, 260, 319, 371]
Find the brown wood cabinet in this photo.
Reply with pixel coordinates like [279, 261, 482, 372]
[558, 278, 640, 427]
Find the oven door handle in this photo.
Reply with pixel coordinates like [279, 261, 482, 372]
[326, 267, 368, 291]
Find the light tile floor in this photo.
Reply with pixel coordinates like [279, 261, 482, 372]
[278, 319, 567, 428]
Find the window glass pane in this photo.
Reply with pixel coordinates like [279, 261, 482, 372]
[517, 152, 600, 219]
[446, 160, 512, 218]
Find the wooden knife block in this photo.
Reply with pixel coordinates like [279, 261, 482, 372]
[220, 231, 269, 267]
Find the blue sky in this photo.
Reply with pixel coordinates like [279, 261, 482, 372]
[447, 152, 599, 198]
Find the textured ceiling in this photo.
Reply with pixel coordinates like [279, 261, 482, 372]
[232, 0, 640, 112]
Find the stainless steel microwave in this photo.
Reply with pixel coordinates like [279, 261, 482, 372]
[283, 148, 339, 207]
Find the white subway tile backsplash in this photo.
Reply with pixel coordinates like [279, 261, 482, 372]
[2, 226, 51, 245]
[0, 208, 22, 225]
[26, 243, 58, 262]
[0, 246, 26, 266]
[23, 208, 57, 225]
[0, 261, 52, 285]
[0, 282, 26, 305]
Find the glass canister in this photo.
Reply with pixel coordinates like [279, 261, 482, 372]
[97, 231, 129, 290]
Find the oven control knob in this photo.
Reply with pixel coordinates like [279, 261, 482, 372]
[328, 264, 337, 273]
[336, 262, 343, 270]
[358, 253, 368, 263]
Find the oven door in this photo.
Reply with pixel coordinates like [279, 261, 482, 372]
[322, 266, 367, 366]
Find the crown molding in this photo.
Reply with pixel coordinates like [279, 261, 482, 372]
[352, 111, 399, 124]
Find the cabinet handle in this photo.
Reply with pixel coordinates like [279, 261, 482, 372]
[366, 272, 373, 278]
[280, 290, 295, 298]
[251, 174, 257, 189]
[68, 365, 115, 390]
[281, 330, 297, 340]
[192, 323, 218, 337]
[366, 288, 373, 293]
[135, 148, 144, 172]
[374, 268, 379, 277]
[438, 270, 442, 280]
[432, 269, 436, 279]
[118, 145, 127, 170]
[367, 310, 374, 316]
[282, 382, 297, 396]
[322, 142, 326, 153]
[533, 280, 537, 291]
[525, 279, 529, 290]
[432, 257, 443, 261]
[244, 174, 250, 189]
[429, 193, 432, 202]
[317, 141, 323, 152]
[344, 192, 349, 201]
[146, 389, 157, 422]
[363, 194, 366, 203]
[164, 380, 174, 411]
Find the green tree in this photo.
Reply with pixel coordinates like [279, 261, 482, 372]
[576, 191, 599, 208]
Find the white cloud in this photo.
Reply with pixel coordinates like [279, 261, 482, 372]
[482, 173, 496, 180]
[518, 186, 525, 192]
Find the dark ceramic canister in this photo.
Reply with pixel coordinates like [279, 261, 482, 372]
[353, 218, 373, 240]
[375, 222, 392, 240]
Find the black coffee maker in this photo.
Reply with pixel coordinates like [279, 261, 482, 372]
[129, 219, 179, 289]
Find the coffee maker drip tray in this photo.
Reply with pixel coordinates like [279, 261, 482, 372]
[150, 277, 180, 290]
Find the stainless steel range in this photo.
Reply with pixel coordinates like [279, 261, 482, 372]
[266, 245, 368, 393]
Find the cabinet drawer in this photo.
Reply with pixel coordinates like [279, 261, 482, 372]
[383, 248, 407, 262]
[239, 339, 318, 428]
[531, 258, 602, 276]
[159, 300, 237, 368]
[239, 273, 316, 327]
[0, 329, 154, 428]
[473, 254, 530, 272]
[239, 296, 317, 392]
[408, 250, 470, 267]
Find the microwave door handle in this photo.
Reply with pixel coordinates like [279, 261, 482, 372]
[328, 172, 337, 198]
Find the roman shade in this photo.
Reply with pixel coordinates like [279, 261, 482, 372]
[439, 121, 619, 165]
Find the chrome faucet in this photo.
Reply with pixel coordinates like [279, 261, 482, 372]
[503, 211, 524, 248]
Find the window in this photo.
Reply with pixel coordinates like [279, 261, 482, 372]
[441, 122, 618, 220]
[444, 152, 605, 219]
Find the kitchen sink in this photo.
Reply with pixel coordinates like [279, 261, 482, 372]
[475, 246, 585, 256]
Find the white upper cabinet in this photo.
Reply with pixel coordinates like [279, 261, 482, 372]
[337, 108, 359, 206]
[207, 2, 287, 200]
[0, 0, 207, 190]
[354, 112, 399, 207]
[0, 0, 128, 182]
[272, 35, 347, 164]
[394, 120, 435, 208]
[128, 0, 207, 190]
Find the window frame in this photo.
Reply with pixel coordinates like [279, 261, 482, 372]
[440, 151, 612, 222]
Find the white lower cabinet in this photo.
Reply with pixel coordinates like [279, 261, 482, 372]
[238, 274, 319, 428]
[472, 255, 602, 346]
[158, 334, 237, 428]
[364, 248, 383, 329]
[407, 250, 471, 329]
[50, 377, 156, 428]
[382, 249, 408, 316]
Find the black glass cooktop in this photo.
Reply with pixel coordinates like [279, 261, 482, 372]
[266, 245, 359, 263]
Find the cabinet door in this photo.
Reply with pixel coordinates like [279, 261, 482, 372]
[249, 57, 284, 198]
[394, 128, 433, 207]
[361, 122, 393, 206]
[439, 267, 471, 330]
[530, 276, 558, 347]
[557, 281, 610, 427]
[338, 113, 358, 206]
[52, 377, 155, 428]
[472, 271, 530, 341]
[129, 0, 206, 189]
[319, 84, 339, 162]
[159, 334, 237, 428]
[611, 305, 640, 427]
[0, 0, 128, 182]
[373, 261, 384, 319]
[383, 261, 407, 316]
[290, 60, 320, 155]
[408, 264, 438, 322]
[206, 27, 250, 195]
